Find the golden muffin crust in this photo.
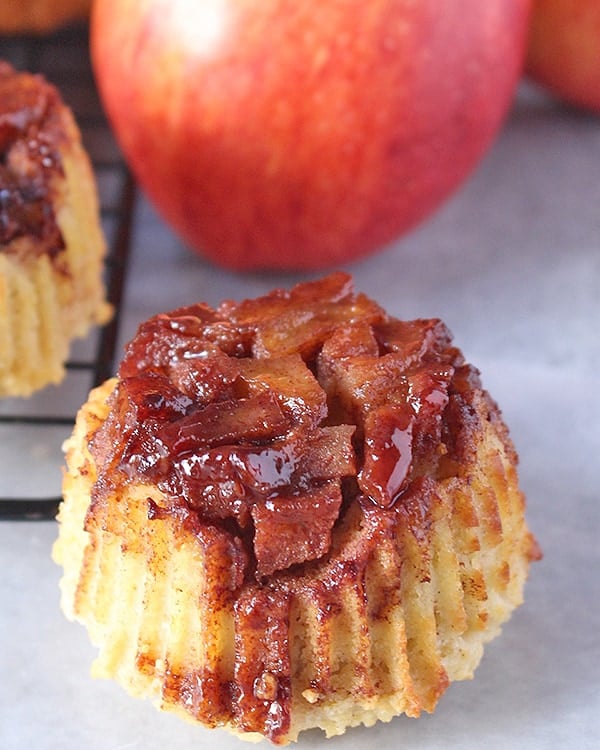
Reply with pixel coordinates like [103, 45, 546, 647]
[54, 273, 539, 743]
[0, 62, 111, 397]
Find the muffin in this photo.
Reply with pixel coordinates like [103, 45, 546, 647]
[0, 0, 91, 35]
[53, 273, 540, 744]
[0, 61, 111, 397]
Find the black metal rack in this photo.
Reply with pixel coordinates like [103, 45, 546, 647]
[0, 26, 134, 520]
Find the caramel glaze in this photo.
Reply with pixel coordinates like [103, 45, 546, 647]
[0, 61, 66, 257]
[87, 272, 512, 742]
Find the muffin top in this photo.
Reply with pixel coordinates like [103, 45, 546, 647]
[0, 62, 66, 259]
[88, 273, 490, 583]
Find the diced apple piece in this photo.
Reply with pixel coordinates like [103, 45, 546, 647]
[172, 447, 253, 526]
[220, 272, 385, 359]
[251, 481, 343, 577]
[119, 308, 218, 378]
[320, 321, 380, 361]
[168, 346, 242, 403]
[374, 318, 456, 365]
[298, 425, 356, 482]
[403, 365, 454, 468]
[239, 354, 327, 427]
[358, 405, 414, 508]
[358, 366, 455, 506]
[318, 350, 410, 427]
[157, 391, 291, 455]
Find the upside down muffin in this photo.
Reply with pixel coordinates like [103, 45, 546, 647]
[0, 62, 110, 397]
[53, 273, 540, 744]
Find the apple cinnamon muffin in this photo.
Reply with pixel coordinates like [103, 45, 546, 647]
[53, 273, 539, 744]
[0, 61, 111, 397]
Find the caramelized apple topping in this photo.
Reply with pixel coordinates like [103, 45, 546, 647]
[90, 273, 467, 581]
[0, 62, 65, 257]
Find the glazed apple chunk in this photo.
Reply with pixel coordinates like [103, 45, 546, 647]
[90, 273, 464, 581]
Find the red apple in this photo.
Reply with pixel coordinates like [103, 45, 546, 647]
[526, 0, 600, 113]
[91, 0, 531, 271]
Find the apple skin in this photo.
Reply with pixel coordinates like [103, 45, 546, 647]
[91, 0, 531, 271]
[526, 0, 600, 113]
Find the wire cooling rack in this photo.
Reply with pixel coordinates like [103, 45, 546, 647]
[0, 26, 134, 520]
